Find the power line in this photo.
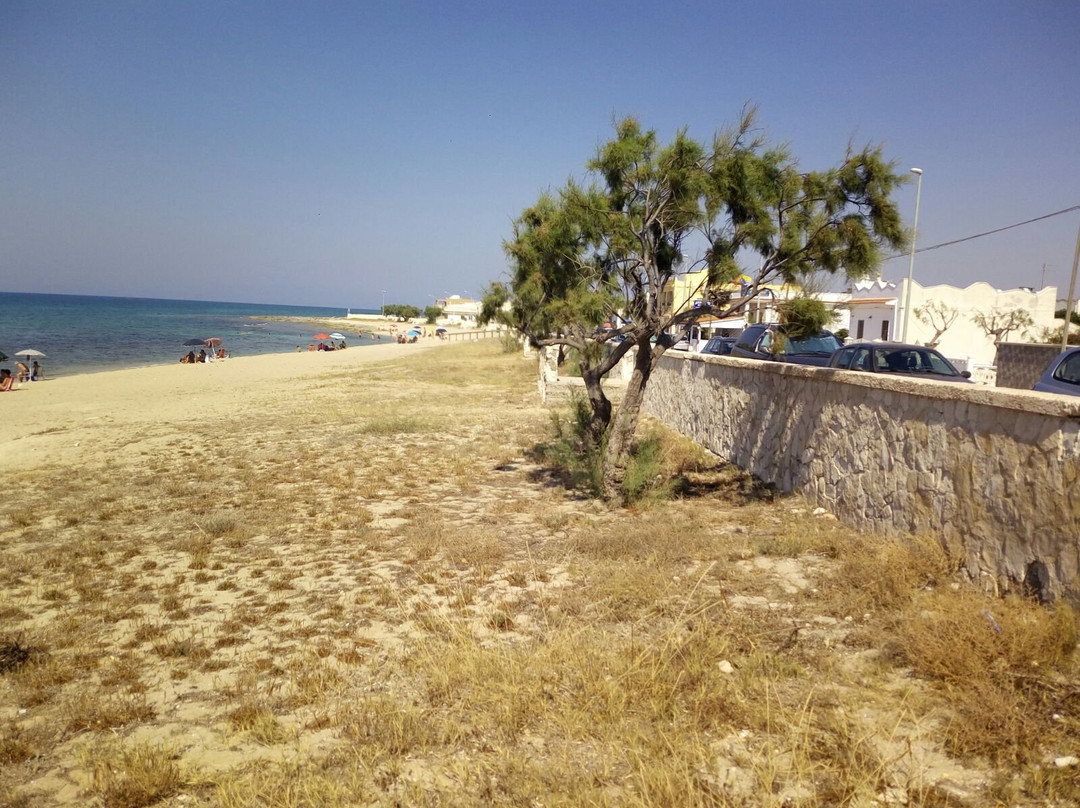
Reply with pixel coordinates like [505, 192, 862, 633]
[883, 203, 1080, 260]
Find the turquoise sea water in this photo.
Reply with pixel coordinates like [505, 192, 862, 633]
[0, 292, 382, 378]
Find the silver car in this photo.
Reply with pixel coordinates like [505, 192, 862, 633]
[1033, 347, 1080, 397]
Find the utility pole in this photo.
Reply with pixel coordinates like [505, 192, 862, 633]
[1061, 218, 1080, 353]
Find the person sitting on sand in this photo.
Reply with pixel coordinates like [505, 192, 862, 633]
[15, 362, 29, 383]
[180, 351, 195, 364]
[197, 349, 207, 363]
[216, 347, 226, 359]
[338, 340, 346, 350]
[0, 369, 13, 392]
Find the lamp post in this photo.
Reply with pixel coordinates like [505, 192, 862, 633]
[381, 290, 387, 317]
[900, 168, 923, 343]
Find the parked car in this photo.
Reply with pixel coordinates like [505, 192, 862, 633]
[699, 336, 735, 356]
[828, 342, 973, 382]
[730, 324, 843, 367]
[1032, 347, 1080, 397]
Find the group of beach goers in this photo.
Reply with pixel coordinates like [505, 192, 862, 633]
[303, 340, 347, 352]
[179, 347, 228, 364]
[0, 359, 42, 391]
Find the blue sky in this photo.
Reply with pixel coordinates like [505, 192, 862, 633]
[2, 1, 1078, 309]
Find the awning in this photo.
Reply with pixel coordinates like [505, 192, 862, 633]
[693, 317, 746, 329]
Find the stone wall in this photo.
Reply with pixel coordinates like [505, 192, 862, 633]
[995, 342, 1061, 390]
[642, 352, 1080, 603]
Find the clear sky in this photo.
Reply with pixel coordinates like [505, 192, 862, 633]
[2, 1, 1078, 309]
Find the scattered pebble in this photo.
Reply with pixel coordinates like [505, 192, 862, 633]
[1054, 756, 1079, 768]
[718, 660, 734, 674]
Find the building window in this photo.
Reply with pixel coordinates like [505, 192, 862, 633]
[856, 319, 865, 339]
[881, 320, 890, 340]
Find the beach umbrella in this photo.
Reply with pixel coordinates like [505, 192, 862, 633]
[0, 351, 7, 362]
[15, 349, 45, 378]
[435, 327, 447, 334]
[328, 332, 346, 340]
[313, 333, 331, 340]
[406, 329, 421, 338]
[204, 338, 223, 348]
[182, 339, 206, 347]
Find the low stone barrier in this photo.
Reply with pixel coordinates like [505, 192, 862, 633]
[642, 352, 1080, 603]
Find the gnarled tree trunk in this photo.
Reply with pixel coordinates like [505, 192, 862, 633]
[600, 339, 654, 501]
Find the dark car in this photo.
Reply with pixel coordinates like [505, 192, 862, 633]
[730, 324, 843, 367]
[1033, 347, 1080, 397]
[828, 342, 973, 382]
[700, 336, 735, 356]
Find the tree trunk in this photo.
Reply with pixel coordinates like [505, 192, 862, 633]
[600, 340, 653, 501]
[580, 366, 612, 444]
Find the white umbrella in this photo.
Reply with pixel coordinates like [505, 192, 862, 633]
[328, 332, 346, 340]
[15, 349, 45, 379]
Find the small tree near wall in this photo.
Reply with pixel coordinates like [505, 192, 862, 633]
[914, 300, 960, 347]
[971, 308, 1034, 344]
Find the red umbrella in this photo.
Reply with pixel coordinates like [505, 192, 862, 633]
[313, 333, 331, 340]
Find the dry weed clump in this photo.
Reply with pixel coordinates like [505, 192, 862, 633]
[888, 590, 1078, 763]
[81, 740, 193, 808]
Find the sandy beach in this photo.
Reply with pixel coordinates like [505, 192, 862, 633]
[1, 339, 437, 471]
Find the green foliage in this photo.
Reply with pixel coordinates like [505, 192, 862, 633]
[776, 296, 835, 339]
[534, 396, 605, 496]
[536, 401, 676, 506]
[1055, 308, 1080, 326]
[383, 304, 421, 320]
[487, 107, 906, 360]
[423, 306, 442, 324]
[621, 432, 675, 505]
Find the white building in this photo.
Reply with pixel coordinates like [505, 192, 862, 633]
[435, 295, 482, 325]
[849, 279, 1058, 368]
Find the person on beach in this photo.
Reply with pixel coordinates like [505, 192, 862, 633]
[15, 362, 29, 382]
[31, 361, 42, 380]
[0, 369, 13, 391]
[197, 349, 207, 363]
[180, 351, 195, 364]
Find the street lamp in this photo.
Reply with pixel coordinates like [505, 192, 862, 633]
[900, 168, 924, 343]
[381, 289, 387, 317]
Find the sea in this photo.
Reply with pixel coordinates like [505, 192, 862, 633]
[0, 292, 382, 378]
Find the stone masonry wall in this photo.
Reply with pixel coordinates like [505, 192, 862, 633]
[642, 352, 1080, 603]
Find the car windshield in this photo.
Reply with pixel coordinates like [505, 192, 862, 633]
[880, 348, 958, 375]
[787, 333, 842, 355]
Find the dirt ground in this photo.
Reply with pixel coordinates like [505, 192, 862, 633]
[2, 340, 1078, 807]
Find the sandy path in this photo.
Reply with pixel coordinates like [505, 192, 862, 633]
[0, 341, 439, 470]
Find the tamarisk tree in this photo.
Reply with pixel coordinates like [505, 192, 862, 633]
[481, 110, 907, 500]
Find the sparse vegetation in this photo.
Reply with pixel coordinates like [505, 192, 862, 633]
[1, 340, 1077, 806]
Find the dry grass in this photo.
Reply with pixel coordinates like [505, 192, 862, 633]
[1, 339, 1078, 807]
